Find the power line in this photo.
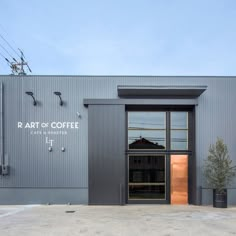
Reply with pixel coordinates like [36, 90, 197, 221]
[0, 23, 21, 56]
[0, 57, 9, 71]
[0, 51, 13, 73]
[0, 25, 32, 75]
[0, 51, 6, 60]
[0, 33, 21, 58]
[0, 43, 17, 61]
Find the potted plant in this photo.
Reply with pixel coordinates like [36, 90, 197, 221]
[203, 138, 236, 208]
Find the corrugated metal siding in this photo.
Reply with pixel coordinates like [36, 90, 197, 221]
[88, 105, 125, 204]
[0, 75, 235, 204]
[0, 76, 90, 188]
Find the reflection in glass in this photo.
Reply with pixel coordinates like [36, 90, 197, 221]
[128, 112, 166, 149]
[171, 112, 188, 150]
[129, 185, 165, 199]
[171, 130, 188, 150]
[171, 112, 188, 129]
[129, 155, 165, 200]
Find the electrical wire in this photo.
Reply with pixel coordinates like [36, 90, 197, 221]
[0, 50, 6, 60]
[0, 23, 21, 57]
[0, 33, 21, 58]
[0, 24, 32, 73]
[0, 43, 16, 61]
[0, 51, 10, 72]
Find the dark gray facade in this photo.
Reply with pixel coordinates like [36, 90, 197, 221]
[0, 75, 235, 205]
[88, 105, 125, 204]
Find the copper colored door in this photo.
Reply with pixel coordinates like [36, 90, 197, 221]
[171, 155, 188, 204]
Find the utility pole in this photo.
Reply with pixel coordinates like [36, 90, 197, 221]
[5, 49, 32, 75]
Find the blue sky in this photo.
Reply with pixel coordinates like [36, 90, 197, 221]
[0, 0, 236, 75]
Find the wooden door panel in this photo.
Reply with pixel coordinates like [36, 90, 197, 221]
[171, 155, 188, 204]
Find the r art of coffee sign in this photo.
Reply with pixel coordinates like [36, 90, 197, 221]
[18, 122, 79, 129]
[17, 121, 80, 146]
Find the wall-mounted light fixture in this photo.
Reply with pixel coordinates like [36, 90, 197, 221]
[54, 91, 63, 106]
[76, 112, 82, 118]
[25, 91, 37, 106]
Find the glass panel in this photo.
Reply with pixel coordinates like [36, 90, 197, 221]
[171, 112, 188, 129]
[129, 185, 165, 199]
[128, 130, 165, 149]
[171, 112, 188, 150]
[129, 156, 165, 183]
[129, 155, 165, 200]
[171, 130, 188, 150]
[128, 112, 166, 149]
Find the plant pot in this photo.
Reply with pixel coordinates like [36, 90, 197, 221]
[213, 189, 227, 208]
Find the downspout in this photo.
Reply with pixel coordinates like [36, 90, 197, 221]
[0, 83, 3, 171]
[0, 82, 9, 176]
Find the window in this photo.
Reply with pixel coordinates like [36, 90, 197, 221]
[127, 110, 191, 202]
[170, 112, 188, 150]
[128, 112, 166, 150]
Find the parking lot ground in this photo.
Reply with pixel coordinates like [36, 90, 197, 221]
[0, 204, 236, 236]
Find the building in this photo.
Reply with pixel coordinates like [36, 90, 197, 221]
[0, 75, 235, 205]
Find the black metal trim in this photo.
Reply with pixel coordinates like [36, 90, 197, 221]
[84, 99, 198, 106]
[125, 107, 195, 205]
[128, 199, 168, 204]
[117, 85, 207, 98]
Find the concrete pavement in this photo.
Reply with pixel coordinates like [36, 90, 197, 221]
[0, 205, 236, 236]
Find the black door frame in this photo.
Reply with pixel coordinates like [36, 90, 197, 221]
[125, 105, 195, 204]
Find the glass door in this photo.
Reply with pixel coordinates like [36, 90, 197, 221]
[128, 155, 166, 200]
[127, 110, 192, 204]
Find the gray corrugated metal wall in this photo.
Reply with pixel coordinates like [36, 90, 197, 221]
[0, 76, 90, 203]
[88, 105, 125, 204]
[0, 77, 87, 187]
[0, 75, 235, 205]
